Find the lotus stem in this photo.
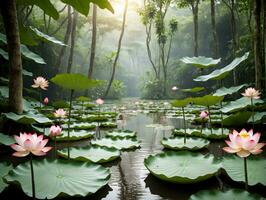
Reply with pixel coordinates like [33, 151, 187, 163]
[30, 155, 36, 200]
[200, 121, 203, 135]
[244, 157, 249, 190]
[207, 106, 213, 135]
[182, 107, 186, 144]
[54, 136, 57, 158]
[220, 101, 224, 135]
[67, 89, 74, 159]
[251, 98, 254, 129]
[81, 101, 84, 116]
[39, 90, 42, 109]
[97, 122, 101, 139]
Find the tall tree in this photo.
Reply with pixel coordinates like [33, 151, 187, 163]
[88, 4, 97, 79]
[210, 0, 219, 58]
[104, 0, 128, 97]
[1, 0, 23, 113]
[66, 11, 78, 73]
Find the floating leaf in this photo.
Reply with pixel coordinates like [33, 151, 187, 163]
[144, 151, 221, 184]
[222, 111, 252, 126]
[222, 156, 266, 186]
[91, 137, 141, 150]
[193, 95, 224, 106]
[189, 189, 263, 200]
[2, 112, 52, 124]
[161, 136, 210, 150]
[53, 130, 94, 141]
[181, 87, 205, 93]
[106, 130, 136, 139]
[0, 163, 12, 193]
[194, 52, 249, 81]
[171, 97, 193, 107]
[76, 96, 91, 102]
[0, 48, 8, 59]
[180, 56, 221, 68]
[248, 112, 266, 123]
[213, 84, 248, 96]
[0, 133, 15, 145]
[221, 97, 263, 113]
[4, 159, 110, 199]
[58, 146, 120, 163]
[61, 122, 96, 130]
[51, 74, 102, 91]
[173, 128, 229, 139]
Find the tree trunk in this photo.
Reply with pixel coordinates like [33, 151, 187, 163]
[66, 11, 78, 73]
[192, 2, 199, 56]
[211, 0, 219, 58]
[104, 0, 128, 97]
[254, 0, 262, 90]
[56, 6, 72, 73]
[88, 4, 97, 79]
[1, 0, 23, 114]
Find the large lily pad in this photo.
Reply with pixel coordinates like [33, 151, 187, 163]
[193, 95, 224, 106]
[0, 133, 15, 145]
[213, 84, 248, 96]
[0, 163, 12, 193]
[189, 189, 264, 200]
[173, 128, 229, 139]
[181, 87, 205, 93]
[180, 56, 221, 68]
[51, 74, 102, 91]
[58, 146, 120, 163]
[161, 136, 210, 150]
[144, 151, 221, 184]
[194, 52, 249, 81]
[61, 122, 96, 130]
[171, 97, 193, 107]
[106, 130, 136, 139]
[248, 112, 266, 123]
[91, 137, 141, 150]
[221, 97, 263, 113]
[2, 112, 52, 124]
[222, 156, 266, 186]
[4, 159, 110, 199]
[222, 111, 252, 126]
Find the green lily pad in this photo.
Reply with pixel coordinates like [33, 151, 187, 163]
[171, 97, 193, 107]
[144, 151, 221, 184]
[0, 132, 15, 145]
[91, 137, 141, 150]
[2, 112, 52, 124]
[173, 128, 229, 139]
[100, 122, 117, 129]
[221, 97, 264, 113]
[222, 156, 266, 186]
[161, 136, 210, 150]
[4, 159, 110, 199]
[189, 189, 264, 200]
[180, 56, 221, 68]
[61, 122, 96, 130]
[54, 130, 94, 141]
[106, 130, 136, 139]
[222, 111, 252, 126]
[0, 163, 12, 193]
[58, 146, 120, 163]
[51, 73, 102, 91]
[181, 87, 205, 93]
[248, 112, 266, 123]
[213, 84, 248, 96]
[193, 95, 224, 106]
[194, 52, 249, 81]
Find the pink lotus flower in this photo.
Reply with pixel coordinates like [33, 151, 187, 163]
[96, 98, 104, 105]
[223, 129, 265, 157]
[49, 125, 62, 137]
[10, 133, 52, 157]
[172, 86, 178, 91]
[241, 87, 261, 99]
[54, 108, 67, 118]
[32, 76, 49, 90]
[200, 111, 208, 120]
[43, 97, 49, 105]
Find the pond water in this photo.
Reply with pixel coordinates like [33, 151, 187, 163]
[1, 100, 265, 200]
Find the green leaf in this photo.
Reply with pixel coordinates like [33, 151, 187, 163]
[22, 69, 33, 76]
[76, 96, 90, 102]
[58, 145, 120, 163]
[213, 84, 248, 97]
[0, 86, 9, 98]
[171, 97, 193, 107]
[144, 151, 221, 184]
[222, 111, 252, 126]
[106, 130, 137, 139]
[0, 132, 15, 145]
[29, 27, 66, 46]
[20, 45, 46, 64]
[222, 156, 266, 186]
[0, 163, 12, 193]
[17, 0, 59, 20]
[61, 0, 114, 16]
[161, 136, 210, 150]
[4, 159, 110, 199]
[221, 97, 264, 113]
[180, 56, 221, 69]
[91, 137, 141, 150]
[181, 87, 205, 93]
[2, 112, 52, 124]
[194, 52, 249, 81]
[0, 48, 8, 59]
[173, 128, 229, 139]
[52, 130, 94, 141]
[51, 73, 102, 91]
[19, 23, 38, 46]
[248, 112, 266, 123]
[61, 122, 96, 130]
[189, 189, 264, 200]
[193, 95, 224, 106]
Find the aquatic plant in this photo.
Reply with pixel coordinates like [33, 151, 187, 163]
[49, 125, 62, 157]
[31, 76, 49, 108]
